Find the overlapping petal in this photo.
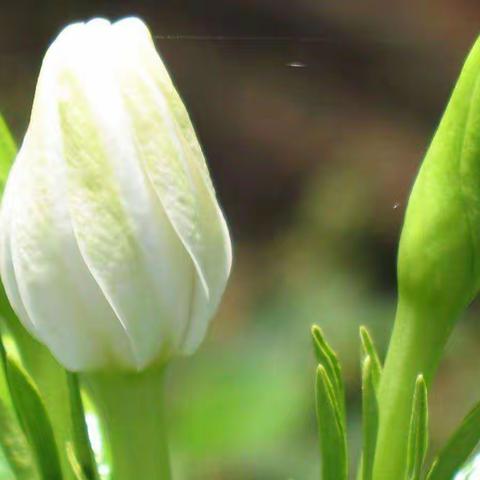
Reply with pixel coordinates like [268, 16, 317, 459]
[0, 17, 232, 371]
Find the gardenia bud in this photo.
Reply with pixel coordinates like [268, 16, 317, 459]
[0, 18, 232, 372]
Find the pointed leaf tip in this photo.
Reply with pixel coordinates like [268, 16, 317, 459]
[0, 114, 16, 197]
[359, 326, 382, 391]
[311, 325, 346, 427]
[406, 374, 429, 480]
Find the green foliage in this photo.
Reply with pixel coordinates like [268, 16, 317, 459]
[0, 299, 75, 480]
[0, 334, 62, 480]
[0, 365, 37, 479]
[311, 325, 347, 479]
[67, 373, 99, 480]
[66, 443, 91, 480]
[312, 325, 480, 480]
[397, 35, 480, 325]
[311, 325, 346, 427]
[359, 327, 382, 480]
[361, 356, 379, 480]
[406, 375, 428, 480]
[427, 400, 480, 480]
[315, 365, 348, 480]
[0, 113, 16, 195]
[373, 37, 480, 480]
[359, 326, 382, 391]
[0, 448, 16, 480]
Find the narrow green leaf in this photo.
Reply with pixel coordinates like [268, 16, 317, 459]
[0, 335, 62, 480]
[427, 400, 480, 480]
[0, 324, 38, 479]
[66, 443, 90, 480]
[359, 326, 382, 390]
[0, 396, 38, 479]
[0, 114, 16, 195]
[406, 375, 429, 480]
[315, 364, 348, 480]
[311, 325, 346, 425]
[361, 356, 379, 480]
[0, 285, 76, 479]
[67, 372, 99, 480]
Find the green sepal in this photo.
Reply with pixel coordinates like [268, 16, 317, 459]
[0, 113, 16, 195]
[0, 333, 62, 480]
[426, 399, 480, 480]
[315, 364, 348, 480]
[406, 375, 429, 480]
[311, 325, 346, 426]
[359, 326, 382, 390]
[67, 373, 99, 480]
[361, 356, 379, 480]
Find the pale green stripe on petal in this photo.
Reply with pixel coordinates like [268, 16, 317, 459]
[58, 73, 162, 368]
[56, 19, 200, 368]
[113, 22, 232, 352]
[7, 123, 135, 371]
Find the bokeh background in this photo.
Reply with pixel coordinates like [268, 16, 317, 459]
[2, 1, 480, 478]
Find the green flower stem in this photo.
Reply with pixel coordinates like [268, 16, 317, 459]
[82, 367, 171, 480]
[373, 301, 455, 480]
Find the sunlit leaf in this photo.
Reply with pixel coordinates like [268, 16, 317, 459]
[427, 399, 480, 480]
[0, 334, 62, 480]
[0, 397, 38, 479]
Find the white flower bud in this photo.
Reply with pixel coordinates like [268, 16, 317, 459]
[0, 18, 232, 371]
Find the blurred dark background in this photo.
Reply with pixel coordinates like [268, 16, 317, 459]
[2, 1, 480, 478]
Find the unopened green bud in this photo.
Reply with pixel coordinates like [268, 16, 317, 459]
[374, 37, 480, 480]
[398, 39, 480, 321]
